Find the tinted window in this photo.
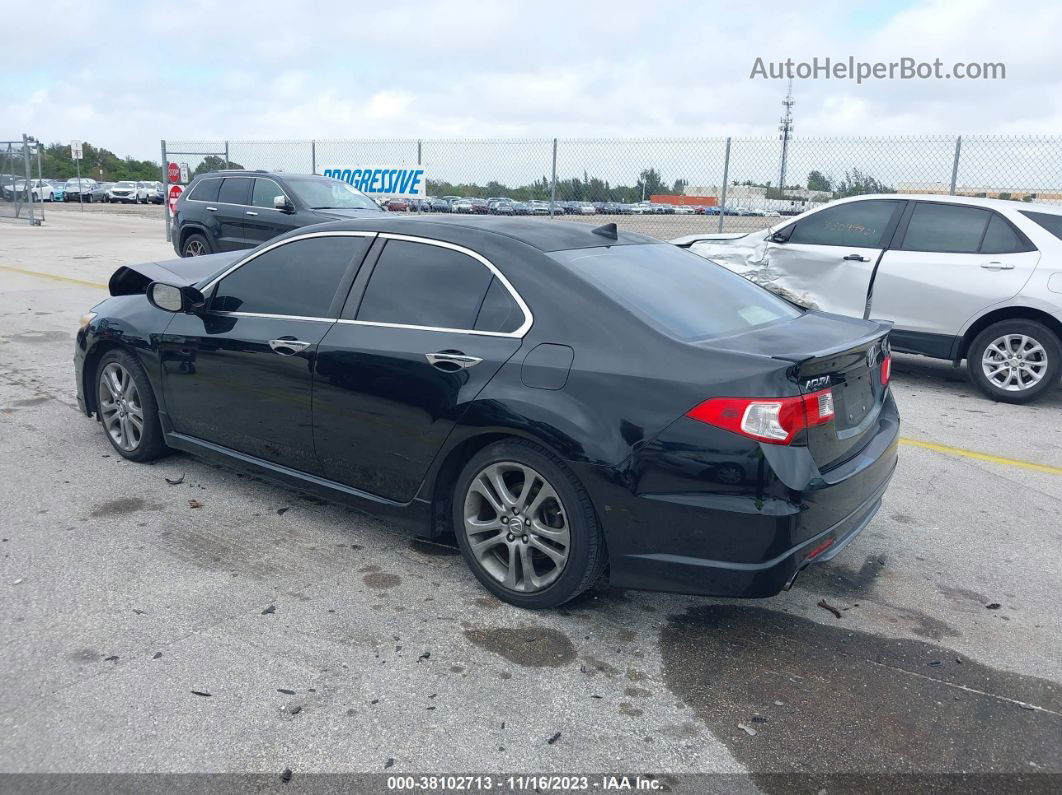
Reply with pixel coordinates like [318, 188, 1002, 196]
[217, 177, 252, 205]
[902, 203, 989, 253]
[474, 277, 522, 333]
[553, 244, 801, 341]
[252, 178, 285, 208]
[357, 240, 494, 330]
[1021, 210, 1062, 241]
[980, 215, 1025, 254]
[212, 236, 368, 317]
[787, 200, 900, 247]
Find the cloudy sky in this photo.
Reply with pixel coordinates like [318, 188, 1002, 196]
[2, 0, 1059, 164]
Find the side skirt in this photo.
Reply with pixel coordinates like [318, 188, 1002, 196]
[162, 428, 433, 535]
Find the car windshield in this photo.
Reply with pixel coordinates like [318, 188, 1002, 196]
[553, 243, 801, 341]
[115, 181, 135, 188]
[284, 177, 379, 210]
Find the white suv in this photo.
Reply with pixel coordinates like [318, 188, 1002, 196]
[676, 194, 1062, 403]
[107, 181, 149, 203]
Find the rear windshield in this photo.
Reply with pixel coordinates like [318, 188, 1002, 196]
[553, 243, 801, 340]
[1021, 210, 1062, 241]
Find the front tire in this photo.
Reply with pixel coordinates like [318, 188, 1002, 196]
[967, 320, 1061, 404]
[452, 440, 606, 609]
[95, 349, 169, 461]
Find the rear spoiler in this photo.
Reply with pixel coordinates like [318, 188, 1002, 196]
[771, 319, 893, 364]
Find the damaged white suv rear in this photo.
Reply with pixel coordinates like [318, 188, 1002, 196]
[676, 194, 1062, 403]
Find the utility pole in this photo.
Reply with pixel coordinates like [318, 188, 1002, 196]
[777, 79, 794, 199]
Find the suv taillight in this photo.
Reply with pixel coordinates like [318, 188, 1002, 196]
[686, 389, 835, 445]
[880, 354, 892, 386]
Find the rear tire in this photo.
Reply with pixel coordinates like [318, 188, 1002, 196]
[967, 320, 1061, 404]
[452, 439, 606, 609]
[181, 232, 211, 257]
[95, 349, 169, 462]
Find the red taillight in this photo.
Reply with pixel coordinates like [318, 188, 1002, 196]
[880, 354, 892, 386]
[805, 537, 835, 561]
[686, 388, 835, 445]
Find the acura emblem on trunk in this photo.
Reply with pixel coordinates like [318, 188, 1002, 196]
[805, 376, 831, 391]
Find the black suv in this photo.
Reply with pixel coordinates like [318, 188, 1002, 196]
[172, 170, 383, 257]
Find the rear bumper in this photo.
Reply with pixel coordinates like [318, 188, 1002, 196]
[579, 392, 900, 598]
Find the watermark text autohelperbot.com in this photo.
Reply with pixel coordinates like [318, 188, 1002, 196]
[751, 56, 1005, 83]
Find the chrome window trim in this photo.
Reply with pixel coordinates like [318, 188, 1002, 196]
[204, 310, 335, 323]
[201, 230, 534, 338]
[356, 232, 533, 338]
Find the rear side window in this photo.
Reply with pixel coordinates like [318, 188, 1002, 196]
[554, 244, 801, 341]
[187, 178, 220, 202]
[356, 240, 495, 331]
[1021, 210, 1062, 241]
[474, 277, 522, 333]
[901, 203, 989, 253]
[212, 235, 368, 317]
[980, 215, 1025, 254]
[218, 177, 252, 205]
[786, 200, 901, 247]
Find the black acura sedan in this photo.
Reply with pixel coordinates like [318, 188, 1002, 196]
[75, 217, 899, 608]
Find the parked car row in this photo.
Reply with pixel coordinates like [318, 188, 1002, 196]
[373, 196, 789, 217]
[0, 177, 165, 204]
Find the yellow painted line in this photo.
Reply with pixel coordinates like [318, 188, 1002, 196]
[900, 437, 1062, 476]
[0, 264, 106, 290]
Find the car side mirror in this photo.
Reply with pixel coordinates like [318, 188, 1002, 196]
[768, 231, 789, 244]
[273, 195, 294, 213]
[147, 282, 205, 313]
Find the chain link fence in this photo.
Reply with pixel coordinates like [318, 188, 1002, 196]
[162, 135, 1062, 240]
[0, 135, 44, 225]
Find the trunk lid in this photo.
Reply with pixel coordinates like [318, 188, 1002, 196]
[703, 311, 892, 469]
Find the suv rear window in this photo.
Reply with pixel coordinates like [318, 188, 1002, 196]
[1021, 210, 1062, 241]
[187, 178, 220, 202]
[552, 244, 801, 341]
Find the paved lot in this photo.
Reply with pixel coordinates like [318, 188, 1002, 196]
[1, 212, 1060, 783]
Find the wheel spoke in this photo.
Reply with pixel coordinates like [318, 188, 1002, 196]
[519, 544, 542, 590]
[529, 535, 567, 564]
[469, 478, 505, 516]
[485, 465, 517, 507]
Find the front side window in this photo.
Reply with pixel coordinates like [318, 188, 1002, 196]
[902, 203, 989, 253]
[252, 178, 286, 208]
[212, 235, 369, 317]
[786, 200, 901, 248]
[356, 240, 497, 331]
[217, 177, 252, 206]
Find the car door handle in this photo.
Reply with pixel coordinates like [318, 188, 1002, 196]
[980, 261, 1015, 270]
[206, 206, 218, 212]
[426, 352, 482, 370]
[269, 338, 312, 356]
[843, 253, 870, 262]
[245, 210, 258, 216]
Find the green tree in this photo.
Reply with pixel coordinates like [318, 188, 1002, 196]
[834, 168, 893, 198]
[193, 155, 244, 177]
[807, 170, 832, 192]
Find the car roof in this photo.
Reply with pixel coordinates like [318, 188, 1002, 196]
[294, 216, 658, 252]
[835, 192, 1062, 215]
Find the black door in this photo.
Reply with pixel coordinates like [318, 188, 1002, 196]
[313, 236, 529, 502]
[213, 176, 255, 251]
[159, 233, 374, 473]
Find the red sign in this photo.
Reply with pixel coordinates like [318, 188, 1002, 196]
[168, 184, 183, 215]
[167, 162, 181, 183]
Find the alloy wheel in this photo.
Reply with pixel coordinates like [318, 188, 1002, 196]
[98, 362, 145, 452]
[462, 461, 570, 593]
[184, 238, 206, 256]
[981, 333, 1048, 392]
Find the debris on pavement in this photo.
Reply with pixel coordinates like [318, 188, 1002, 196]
[165, 474, 185, 486]
[547, 732, 561, 745]
[418, 651, 431, 662]
[277, 688, 295, 695]
[262, 605, 276, 615]
[277, 507, 290, 515]
[152, 652, 162, 659]
[280, 768, 292, 783]
[187, 499, 203, 509]
[385, 758, 395, 769]
[817, 599, 843, 619]
[191, 690, 211, 697]
[737, 723, 757, 736]
[986, 603, 1002, 610]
